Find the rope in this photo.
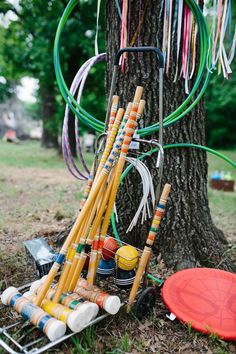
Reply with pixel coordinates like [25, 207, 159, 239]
[125, 157, 155, 233]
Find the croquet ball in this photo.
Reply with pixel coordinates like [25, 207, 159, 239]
[115, 245, 139, 271]
[97, 258, 116, 278]
[102, 236, 119, 261]
[114, 268, 136, 289]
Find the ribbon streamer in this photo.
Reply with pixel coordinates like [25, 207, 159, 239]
[115, 0, 122, 19]
[95, 0, 102, 56]
[166, 0, 173, 75]
[174, 0, 183, 82]
[125, 158, 155, 233]
[120, 0, 128, 71]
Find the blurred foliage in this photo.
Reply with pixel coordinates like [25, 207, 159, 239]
[0, 25, 14, 100]
[205, 61, 236, 149]
[0, 78, 13, 101]
[23, 101, 41, 121]
[0, 0, 106, 140]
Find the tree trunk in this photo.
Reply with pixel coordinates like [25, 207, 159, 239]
[40, 84, 58, 149]
[106, 0, 234, 270]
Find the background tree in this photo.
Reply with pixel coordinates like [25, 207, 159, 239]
[106, 0, 235, 270]
[0, 25, 15, 101]
[0, 0, 106, 147]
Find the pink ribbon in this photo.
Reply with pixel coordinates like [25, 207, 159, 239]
[182, 5, 191, 79]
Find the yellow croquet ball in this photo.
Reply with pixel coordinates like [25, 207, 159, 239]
[115, 245, 139, 271]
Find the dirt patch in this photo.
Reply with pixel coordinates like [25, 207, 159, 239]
[0, 166, 82, 292]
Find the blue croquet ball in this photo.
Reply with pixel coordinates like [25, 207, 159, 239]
[97, 258, 116, 278]
[114, 268, 136, 289]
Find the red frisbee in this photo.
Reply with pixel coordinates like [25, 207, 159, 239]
[162, 268, 236, 340]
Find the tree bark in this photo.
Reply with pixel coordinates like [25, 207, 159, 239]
[106, 0, 234, 270]
[40, 84, 58, 149]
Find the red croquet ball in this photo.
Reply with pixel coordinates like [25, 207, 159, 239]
[102, 236, 119, 261]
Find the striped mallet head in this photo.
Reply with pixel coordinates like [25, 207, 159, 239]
[74, 278, 121, 315]
[30, 280, 99, 320]
[1, 287, 66, 341]
[23, 291, 87, 333]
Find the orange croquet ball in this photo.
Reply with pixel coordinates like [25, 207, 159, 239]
[101, 236, 119, 261]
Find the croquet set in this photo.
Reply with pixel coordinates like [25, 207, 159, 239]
[1, 47, 236, 354]
[0, 45, 170, 352]
[1, 0, 236, 351]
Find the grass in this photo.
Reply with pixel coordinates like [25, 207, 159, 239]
[105, 333, 133, 354]
[71, 326, 97, 354]
[207, 150, 236, 238]
[0, 139, 235, 175]
[0, 140, 64, 169]
[0, 140, 93, 238]
[0, 141, 235, 238]
[0, 140, 94, 169]
[207, 149, 236, 177]
[208, 188, 236, 217]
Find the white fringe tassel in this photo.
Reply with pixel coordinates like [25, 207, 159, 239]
[125, 157, 155, 233]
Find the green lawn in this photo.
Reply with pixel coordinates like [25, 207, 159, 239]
[0, 140, 235, 174]
[0, 140, 94, 169]
[0, 140, 235, 238]
[207, 149, 236, 240]
[207, 149, 236, 178]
